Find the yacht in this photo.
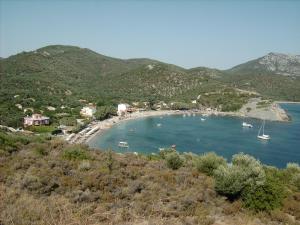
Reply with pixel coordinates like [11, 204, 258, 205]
[257, 120, 271, 140]
[118, 141, 129, 148]
[242, 122, 253, 128]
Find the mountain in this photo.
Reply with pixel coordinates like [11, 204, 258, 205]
[1, 45, 232, 127]
[229, 52, 300, 76]
[1, 45, 300, 127]
[221, 53, 300, 101]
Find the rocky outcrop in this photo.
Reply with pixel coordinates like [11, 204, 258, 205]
[257, 53, 300, 76]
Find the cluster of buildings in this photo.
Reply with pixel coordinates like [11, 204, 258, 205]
[23, 103, 134, 127]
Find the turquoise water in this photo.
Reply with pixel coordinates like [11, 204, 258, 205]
[88, 104, 300, 168]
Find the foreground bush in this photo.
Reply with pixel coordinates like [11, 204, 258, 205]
[242, 174, 285, 212]
[62, 146, 91, 160]
[196, 152, 226, 176]
[286, 163, 300, 190]
[214, 153, 265, 199]
[166, 152, 184, 170]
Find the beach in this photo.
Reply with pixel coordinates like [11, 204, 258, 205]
[66, 100, 290, 144]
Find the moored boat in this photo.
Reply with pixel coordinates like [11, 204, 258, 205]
[242, 122, 253, 128]
[257, 120, 271, 140]
[118, 141, 129, 148]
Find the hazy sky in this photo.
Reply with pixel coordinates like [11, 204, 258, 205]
[1, 0, 299, 69]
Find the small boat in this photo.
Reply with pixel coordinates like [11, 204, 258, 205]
[157, 123, 162, 127]
[118, 141, 129, 148]
[242, 122, 253, 128]
[171, 144, 176, 149]
[201, 118, 206, 121]
[257, 120, 271, 140]
[159, 147, 165, 151]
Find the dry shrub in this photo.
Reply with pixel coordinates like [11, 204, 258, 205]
[223, 200, 242, 215]
[269, 209, 294, 224]
[283, 192, 300, 220]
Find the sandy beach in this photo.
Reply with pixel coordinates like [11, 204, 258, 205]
[66, 100, 290, 144]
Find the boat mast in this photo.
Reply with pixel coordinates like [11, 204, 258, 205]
[258, 121, 263, 136]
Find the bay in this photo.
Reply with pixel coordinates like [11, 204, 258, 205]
[88, 104, 300, 168]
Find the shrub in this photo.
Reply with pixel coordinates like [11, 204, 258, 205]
[106, 149, 114, 173]
[62, 147, 90, 160]
[286, 163, 300, 173]
[285, 163, 300, 190]
[196, 152, 226, 176]
[159, 148, 176, 159]
[166, 152, 184, 170]
[78, 160, 91, 171]
[242, 175, 285, 212]
[213, 153, 265, 199]
[33, 146, 48, 156]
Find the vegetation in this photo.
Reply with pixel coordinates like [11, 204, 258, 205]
[0, 45, 256, 128]
[0, 131, 300, 224]
[214, 153, 266, 199]
[165, 152, 184, 170]
[242, 174, 285, 211]
[62, 146, 91, 160]
[196, 152, 227, 176]
[94, 106, 117, 121]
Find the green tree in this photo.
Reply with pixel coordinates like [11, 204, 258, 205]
[242, 174, 285, 212]
[196, 152, 226, 176]
[213, 153, 265, 199]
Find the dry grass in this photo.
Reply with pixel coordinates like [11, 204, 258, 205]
[0, 138, 299, 225]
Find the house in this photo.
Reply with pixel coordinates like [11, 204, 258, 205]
[24, 114, 50, 127]
[80, 105, 96, 117]
[117, 103, 129, 116]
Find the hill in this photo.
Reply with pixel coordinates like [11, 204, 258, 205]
[1, 46, 300, 127]
[229, 52, 300, 76]
[0, 45, 244, 127]
[0, 130, 299, 225]
[221, 53, 300, 101]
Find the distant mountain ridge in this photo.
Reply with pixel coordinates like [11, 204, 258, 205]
[229, 52, 300, 76]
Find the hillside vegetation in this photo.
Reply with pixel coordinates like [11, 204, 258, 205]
[222, 53, 300, 101]
[1, 45, 300, 127]
[0, 130, 299, 225]
[0, 45, 248, 127]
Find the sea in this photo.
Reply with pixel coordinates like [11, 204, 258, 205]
[88, 103, 300, 168]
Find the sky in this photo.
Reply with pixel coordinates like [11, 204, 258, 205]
[0, 0, 300, 69]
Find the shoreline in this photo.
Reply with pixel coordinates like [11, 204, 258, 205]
[276, 101, 300, 104]
[66, 103, 290, 144]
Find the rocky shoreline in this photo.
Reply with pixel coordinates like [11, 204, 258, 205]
[66, 101, 290, 145]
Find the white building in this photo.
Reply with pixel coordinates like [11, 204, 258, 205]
[24, 114, 50, 127]
[117, 103, 129, 116]
[80, 106, 96, 117]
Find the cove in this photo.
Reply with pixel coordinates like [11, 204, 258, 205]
[88, 104, 300, 168]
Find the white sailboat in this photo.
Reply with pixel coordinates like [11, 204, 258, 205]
[257, 120, 270, 140]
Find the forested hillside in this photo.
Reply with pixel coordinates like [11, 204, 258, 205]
[1, 45, 299, 127]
